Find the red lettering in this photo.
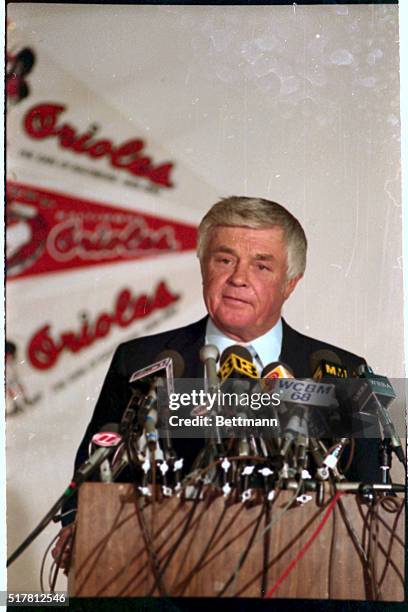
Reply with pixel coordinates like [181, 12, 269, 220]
[23, 103, 174, 188]
[24, 103, 65, 139]
[115, 289, 137, 327]
[88, 140, 113, 158]
[56, 124, 77, 148]
[152, 281, 180, 309]
[27, 282, 180, 370]
[60, 332, 82, 353]
[71, 131, 99, 153]
[132, 295, 149, 318]
[128, 157, 152, 177]
[27, 325, 60, 370]
[111, 139, 145, 168]
[149, 163, 174, 187]
[79, 319, 94, 347]
[94, 314, 112, 338]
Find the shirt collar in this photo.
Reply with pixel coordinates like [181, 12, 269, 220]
[205, 317, 283, 371]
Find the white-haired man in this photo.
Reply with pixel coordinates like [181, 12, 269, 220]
[53, 196, 381, 565]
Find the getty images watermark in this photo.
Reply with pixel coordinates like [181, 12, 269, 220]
[165, 388, 281, 432]
[168, 389, 281, 412]
[155, 376, 408, 439]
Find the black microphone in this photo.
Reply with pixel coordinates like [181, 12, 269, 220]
[217, 346, 259, 455]
[355, 364, 405, 465]
[218, 345, 259, 387]
[309, 349, 354, 438]
[309, 350, 353, 475]
[219, 345, 259, 420]
[310, 349, 350, 380]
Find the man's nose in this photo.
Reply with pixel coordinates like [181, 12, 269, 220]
[228, 261, 249, 286]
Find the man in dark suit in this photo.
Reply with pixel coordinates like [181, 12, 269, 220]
[53, 196, 380, 563]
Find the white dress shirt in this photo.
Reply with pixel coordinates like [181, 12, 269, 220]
[205, 317, 283, 373]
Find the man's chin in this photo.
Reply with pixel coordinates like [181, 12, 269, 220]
[213, 314, 255, 340]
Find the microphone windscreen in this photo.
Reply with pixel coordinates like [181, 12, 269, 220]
[156, 349, 185, 377]
[309, 349, 342, 375]
[220, 344, 252, 366]
[99, 422, 120, 433]
[199, 344, 219, 364]
[91, 424, 122, 450]
[261, 361, 294, 379]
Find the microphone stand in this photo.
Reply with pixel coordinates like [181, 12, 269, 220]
[7, 440, 119, 567]
[379, 437, 393, 485]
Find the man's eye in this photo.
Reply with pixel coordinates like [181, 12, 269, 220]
[216, 257, 232, 264]
[256, 263, 270, 271]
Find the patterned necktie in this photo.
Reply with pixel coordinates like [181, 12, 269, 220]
[246, 344, 263, 373]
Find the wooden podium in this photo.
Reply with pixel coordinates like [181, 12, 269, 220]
[69, 483, 404, 600]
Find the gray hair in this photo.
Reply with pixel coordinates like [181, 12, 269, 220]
[197, 196, 307, 279]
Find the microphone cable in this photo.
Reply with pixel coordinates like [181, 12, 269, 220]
[217, 503, 265, 597]
[146, 479, 204, 597]
[39, 532, 62, 593]
[263, 490, 344, 599]
[220, 480, 303, 597]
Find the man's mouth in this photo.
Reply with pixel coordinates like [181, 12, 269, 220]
[222, 295, 251, 306]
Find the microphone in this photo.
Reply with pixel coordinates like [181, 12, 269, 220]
[200, 344, 220, 394]
[156, 349, 185, 379]
[89, 423, 123, 482]
[309, 349, 354, 438]
[217, 346, 259, 456]
[129, 351, 184, 391]
[262, 362, 311, 469]
[219, 345, 259, 417]
[355, 364, 405, 465]
[74, 424, 122, 486]
[142, 386, 159, 450]
[262, 361, 295, 380]
[155, 349, 184, 458]
[280, 407, 308, 458]
[218, 345, 259, 386]
[257, 361, 294, 394]
[309, 350, 353, 474]
[310, 349, 350, 380]
[248, 362, 294, 439]
[128, 351, 185, 451]
[322, 438, 349, 470]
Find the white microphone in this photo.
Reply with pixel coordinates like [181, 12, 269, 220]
[200, 344, 220, 394]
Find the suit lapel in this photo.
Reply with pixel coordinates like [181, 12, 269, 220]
[280, 318, 311, 377]
[164, 316, 207, 378]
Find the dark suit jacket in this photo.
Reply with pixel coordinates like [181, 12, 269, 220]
[72, 316, 380, 481]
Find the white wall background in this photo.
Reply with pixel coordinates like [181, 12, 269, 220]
[6, 3, 403, 593]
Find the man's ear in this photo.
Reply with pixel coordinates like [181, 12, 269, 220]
[283, 274, 302, 300]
